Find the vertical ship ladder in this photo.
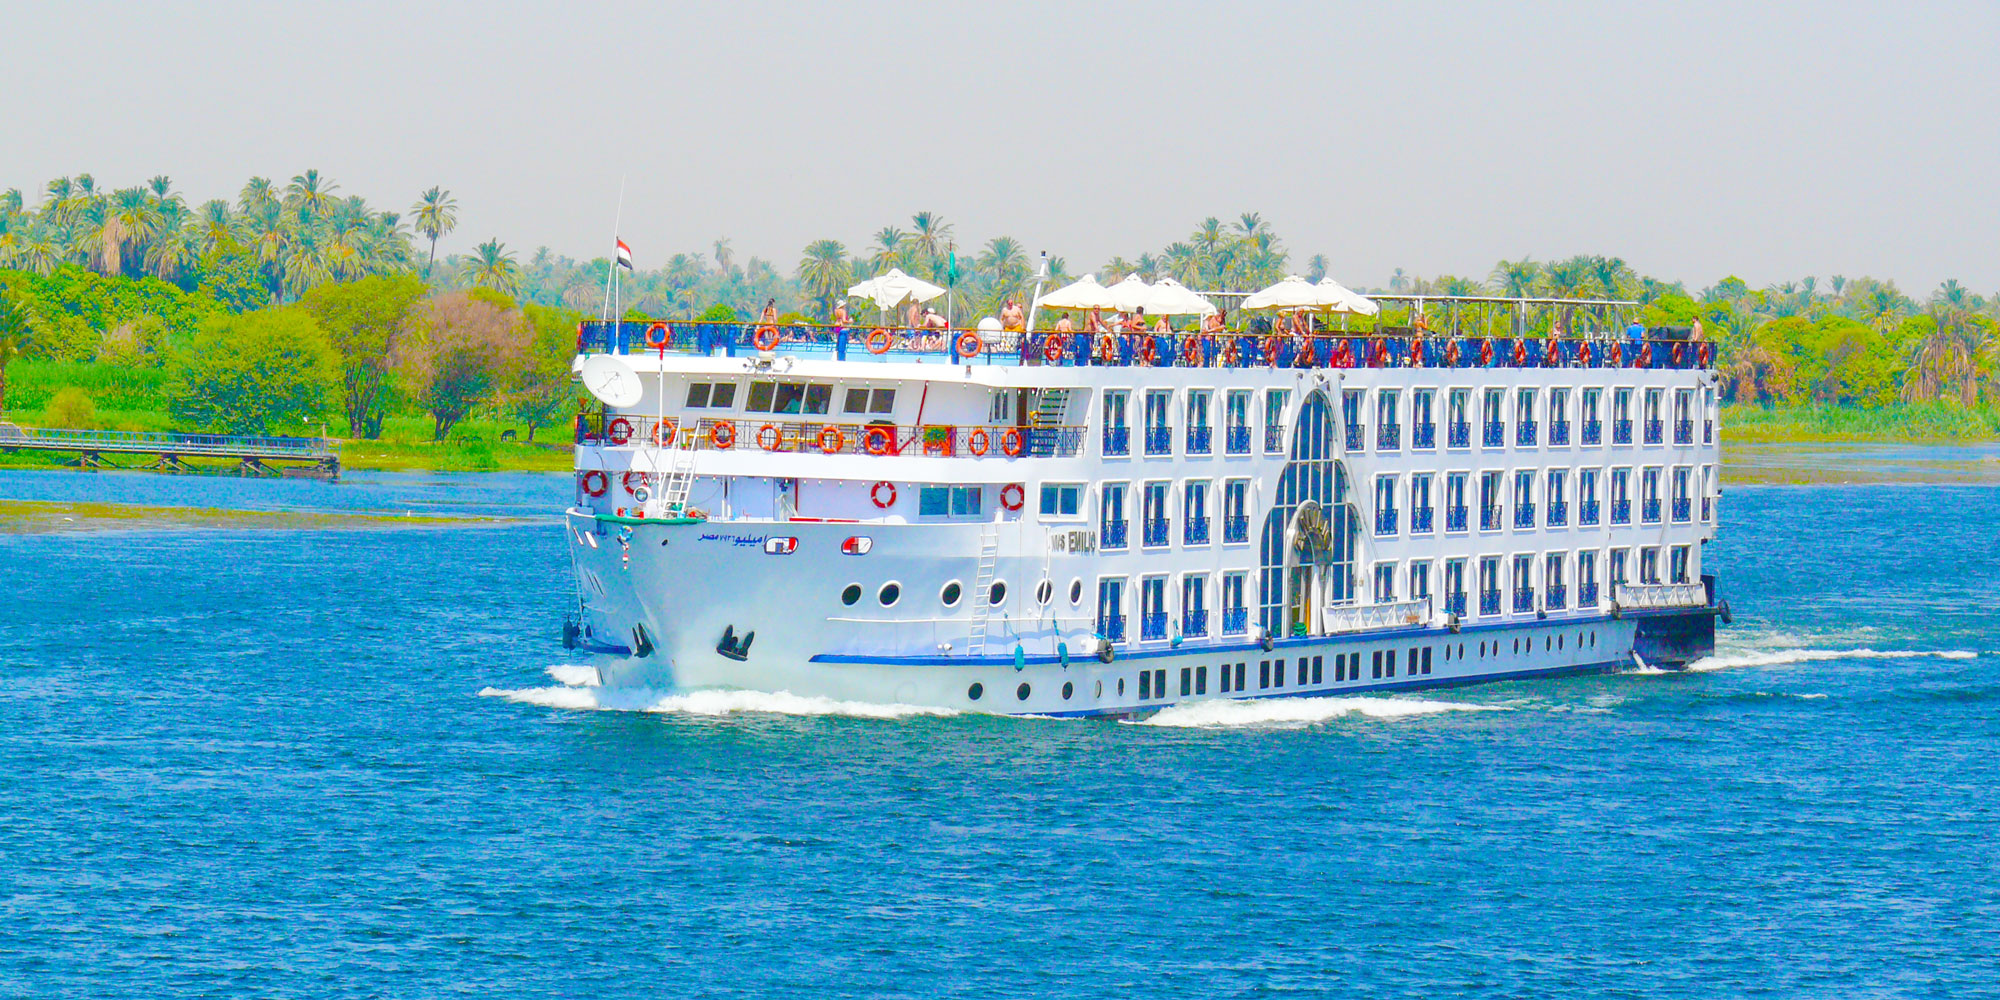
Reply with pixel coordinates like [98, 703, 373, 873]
[653, 417, 697, 517]
[967, 523, 1000, 656]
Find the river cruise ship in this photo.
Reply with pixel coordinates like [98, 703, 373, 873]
[563, 297, 1726, 717]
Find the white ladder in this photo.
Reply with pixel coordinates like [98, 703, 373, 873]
[966, 523, 1000, 656]
[653, 418, 697, 517]
[1029, 389, 1069, 455]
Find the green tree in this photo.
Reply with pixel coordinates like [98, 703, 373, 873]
[396, 291, 527, 440]
[511, 303, 584, 442]
[411, 186, 458, 279]
[166, 308, 336, 434]
[0, 288, 31, 411]
[302, 273, 428, 437]
[462, 239, 519, 295]
[796, 239, 849, 319]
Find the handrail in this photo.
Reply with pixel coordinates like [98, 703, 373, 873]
[0, 423, 331, 457]
[579, 413, 1086, 459]
[1324, 598, 1432, 633]
[1613, 582, 1706, 609]
[576, 320, 1718, 372]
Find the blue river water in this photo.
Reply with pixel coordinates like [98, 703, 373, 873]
[3, 470, 1997, 997]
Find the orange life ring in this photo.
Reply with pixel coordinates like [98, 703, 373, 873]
[1672, 342, 1686, 366]
[1137, 337, 1158, 366]
[1579, 341, 1594, 366]
[1043, 335, 1066, 362]
[1370, 338, 1387, 367]
[651, 422, 672, 448]
[1478, 340, 1494, 366]
[1000, 427, 1023, 457]
[870, 481, 896, 508]
[754, 326, 781, 351]
[817, 425, 845, 454]
[1181, 336, 1201, 365]
[863, 425, 894, 455]
[756, 423, 782, 451]
[866, 328, 893, 354]
[1409, 335, 1425, 367]
[957, 330, 983, 357]
[1637, 343, 1653, 368]
[1512, 340, 1527, 366]
[644, 322, 670, 349]
[580, 470, 608, 497]
[1545, 339, 1561, 366]
[710, 422, 735, 450]
[967, 428, 990, 456]
[1223, 340, 1242, 366]
[1609, 342, 1624, 366]
[1446, 340, 1461, 366]
[1262, 335, 1282, 364]
[1698, 342, 1713, 367]
[607, 417, 633, 444]
[1096, 335, 1117, 364]
[622, 470, 648, 493]
[999, 483, 1024, 511]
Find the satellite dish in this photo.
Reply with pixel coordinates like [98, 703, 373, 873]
[580, 355, 643, 407]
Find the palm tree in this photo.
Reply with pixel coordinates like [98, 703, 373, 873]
[796, 238, 849, 319]
[410, 186, 458, 279]
[285, 169, 338, 217]
[465, 238, 520, 295]
[1233, 212, 1267, 238]
[909, 212, 952, 278]
[1101, 256, 1135, 283]
[239, 177, 277, 216]
[1590, 256, 1632, 298]
[94, 187, 163, 277]
[1389, 267, 1410, 292]
[712, 238, 736, 277]
[977, 236, 1029, 306]
[1305, 254, 1329, 283]
[869, 227, 907, 274]
[1490, 258, 1540, 299]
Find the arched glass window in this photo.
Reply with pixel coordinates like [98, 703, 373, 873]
[1258, 390, 1358, 634]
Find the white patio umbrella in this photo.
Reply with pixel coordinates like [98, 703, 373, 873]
[845, 268, 947, 311]
[1138, 276, 1218, 316]
[1105, 274, 1154, 312]
[1240, 275, 1324, 311]
[1313, 276, 1380, 316]
[1034, 273, 1121, 310]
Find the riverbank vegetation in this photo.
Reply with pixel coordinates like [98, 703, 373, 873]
[3, 169, 1998, 463]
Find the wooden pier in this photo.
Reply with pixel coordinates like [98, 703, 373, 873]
[0, 424, 340, 479]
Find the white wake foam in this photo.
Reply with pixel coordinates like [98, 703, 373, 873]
[478, 680, 957, 720]
[1135, 695, 1505, 729]
[545, 664, 601, 687]
[1687, 647, 1978, 672]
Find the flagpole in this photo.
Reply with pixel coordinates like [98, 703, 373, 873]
[600, 175, 626, 322]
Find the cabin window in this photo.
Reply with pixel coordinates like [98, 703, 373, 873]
[843, 387, 896, 415]
[745, 381, 832, 415]
[686, 383, 710, 407]
[684, 381, 736, 408]
[1039, 483, 1082, 517]
[919, 485, 983, 517]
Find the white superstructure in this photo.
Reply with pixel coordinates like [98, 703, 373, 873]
[564, 308, 1725, 717]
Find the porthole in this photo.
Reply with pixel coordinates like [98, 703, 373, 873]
[988, 581, 1007, 606]
[1062, 681, 1074, 700]
[1117, 678, 1125, 696]
[1016, 682, 1031, 701]
[941, 581, 963, 607]
[968, 682, 984, 701]
[1069, 579, 1083, 605]
[1545, 636, 1552, 651]
[1036, 580, 1054, 605]
[879, 582, 901, 606]
[840, 584, 862, 606]
[1558, 634, 1565, 650]
[1094, 680, 1103, 698]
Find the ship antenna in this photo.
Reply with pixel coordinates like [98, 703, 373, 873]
[1024, 251, 1051, 335]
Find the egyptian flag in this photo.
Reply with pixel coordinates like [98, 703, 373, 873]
[615, 238, 634, 270]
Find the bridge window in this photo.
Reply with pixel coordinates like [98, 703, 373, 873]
[843, 387, 896, 414]
[746, 381, 831, 415]
[685, 382, 738, 408]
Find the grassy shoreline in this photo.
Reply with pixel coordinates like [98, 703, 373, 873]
[0, 498, 529, 534]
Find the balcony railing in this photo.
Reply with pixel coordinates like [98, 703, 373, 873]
[1481, 504, 1503, 531]
[1411, 507, 1434, 533]
[1611, 498, 1632, 524]
[1644, 418, 1663, 444]
[1675, 419, 1693, 445]
[1324, 599, 1431, 634]
[1226, 425, 1251, 454]
[1517, 419, 1538, 446]
[1265, 426, 1285, 453]
[1445, 592, 1467, 617]
[1579, 582, 1599, 607]
[1140, 611, 1168, 640]
[1413, 423, 1436, 449]
[1221, 606, 1249, 635]
[1446, 504, 1469, 532]
[1613, 582, 1706, 609]
[1181, 609, 1209, 638]
[1550, 420, 1570, 445]
[1448, 421, 1471, 448]
[1672, 497, 1691, 522]
[1223, 514, 1249, 543]
[1546, 584, 1568, 610]
[1187, 425, 1211, 454]
[1142, 517, 1170, 546]
[1613, 418, 1633, 445]
[1642, 498, 1662, 523]
[592, 415, 1086, 460]
[1514, 502, 1536, 528]
[1580, 499, 1601, 525]
[1479, 590, 1502, 616]
[1104, 426, 1129, 456]
[1582, 420, 1602, 445]
[1513, 588, 1536, 613]
[1099, 614, 1127, 642]
[1345, 424, 1365, 451]
[1184, 516, 1210, 545]
[1375, 508, 1399, 536]
[1378, 424, 1401, 450]
[1547, 500, 1568, 527]
[1102, 520, 1129, 548]
[1145, 426, 1173, 455]
[1483, 421, 1504, 447]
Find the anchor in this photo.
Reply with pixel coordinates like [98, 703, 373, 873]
[716, 624, 755, 662]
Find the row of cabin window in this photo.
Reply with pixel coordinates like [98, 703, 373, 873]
[685, 380, 898, 416]
[1372, 466, 1716, 518]
[1133, 650, 1439, 700]
[1095, 573, 1251, 623]
[1389, 546, 1697, 606]
[1086, 480, 1254, 533]
[1103, 389, 1284, 433]
[1366, 385, 1714, 429]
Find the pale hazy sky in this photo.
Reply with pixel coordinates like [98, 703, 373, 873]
[7, 0, 1997, 292]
